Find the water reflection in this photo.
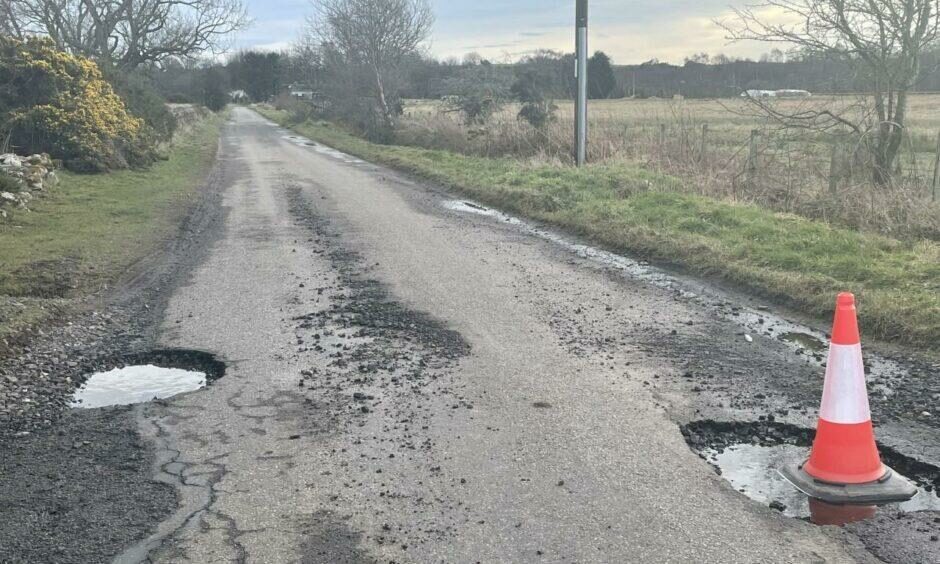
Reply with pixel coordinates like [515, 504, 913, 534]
[71, 365, 207, 408]
[705, 443, 940, 524]
[809, 499, 877, 526]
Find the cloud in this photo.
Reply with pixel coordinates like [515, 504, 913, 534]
[430, 4, 791, 64]
[234, 1, 795, 64]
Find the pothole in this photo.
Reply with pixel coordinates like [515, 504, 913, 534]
[779, 332, 826, 353]
[683, 421, 940, 524]
[71, 349, 224, 409]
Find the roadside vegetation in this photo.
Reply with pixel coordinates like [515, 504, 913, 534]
[0, 115, 223, 350]
[392, 96, 940, 241]
[0, 36, 161, 172]
[0, 4, 239, 350]
[258, 107, 939, 350]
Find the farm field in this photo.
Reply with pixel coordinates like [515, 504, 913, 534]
[399, 94, 940, 242]
[406, 93, 940, 141]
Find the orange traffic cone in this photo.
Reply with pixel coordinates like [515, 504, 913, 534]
[781, 293, 916, 505]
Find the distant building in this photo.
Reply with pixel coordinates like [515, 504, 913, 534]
[229, 90, 248, 103]
[742, 89, 776, 98]
[741, 89, 812, 98]
[775, 89, 812, 98]
[288, 84, 317, 99]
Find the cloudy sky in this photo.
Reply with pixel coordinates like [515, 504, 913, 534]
[234, 1, 772, 64]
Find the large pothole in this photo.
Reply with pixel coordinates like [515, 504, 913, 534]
[71, 349, 225, 409]
[682, 420, 940, 521]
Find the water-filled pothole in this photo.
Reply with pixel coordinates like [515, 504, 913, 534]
[683, 421, 940, 524]
[71, 349, 224, 409]
[779, 331, 826, 353]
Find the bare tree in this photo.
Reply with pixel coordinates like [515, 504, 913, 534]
[722, 1, 940, 185]
[0, 1, 22, 37]
[3, 0, 250, 69]
[306, 0, 434, 127]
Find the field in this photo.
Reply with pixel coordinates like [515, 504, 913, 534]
[257, 105, 940, 350]
[406, 94, 940, 151]
[399, 95, 940, 241]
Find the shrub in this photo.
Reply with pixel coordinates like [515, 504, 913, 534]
[0, 36, 149, 172]
[273, 94, 317, 124]
[199, 67, 230, 112]
[101, 68, 177, 142]
[441, 63, 512, 125]
[512, 70, 557, 129]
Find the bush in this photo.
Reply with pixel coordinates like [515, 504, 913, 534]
[0, 36, 151, 172]
[199, 67, 230, 112]
[441, 63, 511, 125]
[512, 70, 557, 129]
[273, 94, 317, 124]
[101, 68, 177, 142]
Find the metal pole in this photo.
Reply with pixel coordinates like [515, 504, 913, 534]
[575, 0, 588, 166]
[931, 130, 940, 201]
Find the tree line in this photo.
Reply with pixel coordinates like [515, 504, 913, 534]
[4, 0, 938, 187]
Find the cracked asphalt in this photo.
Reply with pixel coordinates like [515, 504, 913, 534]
[121, 107, 898, 563]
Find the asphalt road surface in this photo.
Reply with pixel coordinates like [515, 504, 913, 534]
[123, 107, 888, 563]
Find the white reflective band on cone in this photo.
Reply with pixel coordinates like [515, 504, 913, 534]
[819, 343, 871, 424]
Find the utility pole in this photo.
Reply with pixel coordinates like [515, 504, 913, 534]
[575, 0, 588, 166]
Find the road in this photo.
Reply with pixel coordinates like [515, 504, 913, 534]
[126, 107, 881, 563]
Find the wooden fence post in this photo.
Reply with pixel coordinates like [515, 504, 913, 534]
[829, 141, 842, 194]
[931, 130, 940, 202]
[746, 129, 759, 188]
[659, 123, 666, 149]
[699, 124, 709, 163]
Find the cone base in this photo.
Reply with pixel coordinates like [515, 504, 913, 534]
[780, 462, 917, 505]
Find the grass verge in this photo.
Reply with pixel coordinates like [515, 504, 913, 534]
[257, 108, 939, 349]
[0, 114, 223, 348]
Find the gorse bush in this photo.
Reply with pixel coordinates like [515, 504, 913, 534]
[0, 36, 153, 172]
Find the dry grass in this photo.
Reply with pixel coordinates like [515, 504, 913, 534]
[401, 95, 940, 240]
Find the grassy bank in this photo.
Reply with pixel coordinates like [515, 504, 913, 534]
[257, 107, 939, 349]
[0, 114, 223, 347]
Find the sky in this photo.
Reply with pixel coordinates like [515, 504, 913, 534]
[233, 1, 774, 65]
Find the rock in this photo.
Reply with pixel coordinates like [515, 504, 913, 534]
[0, 154, 23, 168]
[0, 153, 58, 216]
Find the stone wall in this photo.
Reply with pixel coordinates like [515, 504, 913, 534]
[0, 153, 58, 219]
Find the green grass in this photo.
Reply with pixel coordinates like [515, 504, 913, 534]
[0, 115, 223, 346]
[258, 107, 939, 349]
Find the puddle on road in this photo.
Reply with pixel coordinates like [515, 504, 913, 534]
[779, 332, 826, 353]
[704, 443, 940, 520]
[684, 421, 940, 525]
[70, 349, 226, 409]
[71, 365, 206, 408]
[280, 134, 365, 164]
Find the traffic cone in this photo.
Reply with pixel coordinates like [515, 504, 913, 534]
[781, 293, 916, 505]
